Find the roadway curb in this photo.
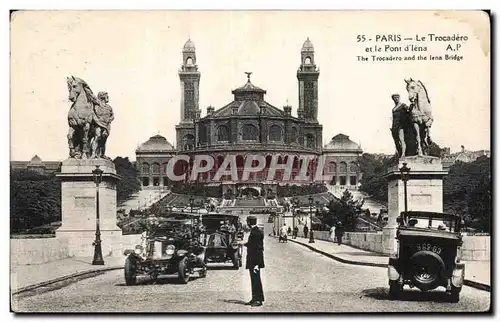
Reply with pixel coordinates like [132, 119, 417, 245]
[288, 238, 491, 292]
[12, 266, 123, 296]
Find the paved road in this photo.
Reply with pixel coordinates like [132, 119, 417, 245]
[12, 235, 490, 313]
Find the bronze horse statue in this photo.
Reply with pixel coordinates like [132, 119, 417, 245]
[405, 78, 433, 156]
[66, 76, 99, 159]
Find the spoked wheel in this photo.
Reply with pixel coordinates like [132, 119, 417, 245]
[199, 266, 207, 278]
[124, 257, 137, 286]
[178, 257, 191, 284]
[388, 280, 403, 299]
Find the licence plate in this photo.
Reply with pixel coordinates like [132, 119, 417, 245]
[416, 243, 442, 255]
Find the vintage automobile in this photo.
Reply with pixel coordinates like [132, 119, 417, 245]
[388, 211, 465, 302]
[123, 213, 207, 285]
[202, 213, 244, 269]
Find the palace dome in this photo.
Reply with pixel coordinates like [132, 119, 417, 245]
[137, 135, 175, 152]
[28, 154, 43, 166]
[324, 134, 362, 152]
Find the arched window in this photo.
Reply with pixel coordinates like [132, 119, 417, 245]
[242, 124, 258, 141]
[162, 162, 169, 174]
[339, 162, 347, 173]
[216, 125, 229, 142]
[152, 163, 160, 174]
[304, 56, 312, 64]
[268, 125, 282, 142]
[349, 162, 359, 173]
[329, 162, 337, 174]
[289, 127, 298, 143]
[186, 57, 194, 66]
[305, 134, 315, 149]
[142, 162, 150, 174]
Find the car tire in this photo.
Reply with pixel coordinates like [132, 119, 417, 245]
[199, 266, 207, 278]
[178, 257, 191, 284]
[448, 286, 461, 303]
[410, 251, 445, 291]
[389, 281, 403, 299]
[124, 257, 137, 286]
[232, 250, 239, 269]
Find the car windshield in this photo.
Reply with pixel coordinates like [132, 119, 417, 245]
[404, 213, 458, 232]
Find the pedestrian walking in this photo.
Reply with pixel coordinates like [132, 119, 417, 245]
[303, 225, 309, 238]
[293, 226, 299, 239]
[244, 215, 265, 307]
[287, 226, 292, 236]
[335, 221, 344, 246]
[329, 225, 335, 243]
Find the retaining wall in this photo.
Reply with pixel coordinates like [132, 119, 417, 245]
[11, 234, 144, 266]
[311, 231, 490, 261]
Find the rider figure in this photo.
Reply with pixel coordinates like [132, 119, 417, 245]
[390, 94, 411, 158]
[91, 91, 114, 159]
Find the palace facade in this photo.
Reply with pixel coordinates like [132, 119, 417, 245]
[136, 39, 362, 195]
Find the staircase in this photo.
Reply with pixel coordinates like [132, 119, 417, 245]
[118, 188, 171, 214]
[326, 185, 387, 217]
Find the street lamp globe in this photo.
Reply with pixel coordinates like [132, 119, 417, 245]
[399, 162, 410, 181]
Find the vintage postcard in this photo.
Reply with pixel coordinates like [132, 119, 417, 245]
[9, 10, 491, 313]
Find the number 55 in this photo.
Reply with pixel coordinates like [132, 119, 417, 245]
[357, 35, 366, 42]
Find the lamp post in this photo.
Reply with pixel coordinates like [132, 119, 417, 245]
[308, 196, 315, 243]
[92, 165, 105, 265]
[291, 198, 297, 239]
[189, 196, 195, 231]
[399, 162, 411, 217]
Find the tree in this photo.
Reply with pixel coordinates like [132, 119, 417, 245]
[443, 156, 491, 232]
[358, 153, 392, 203]
[323, 190, 364, 232]
[113, 157, 141, 203]
[10, 169, 61, 233]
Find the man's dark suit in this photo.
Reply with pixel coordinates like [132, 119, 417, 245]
[245, 225, 265, 302]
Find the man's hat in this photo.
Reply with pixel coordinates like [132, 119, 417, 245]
[247, 215, 257, 224]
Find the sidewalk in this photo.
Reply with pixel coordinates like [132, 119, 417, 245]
[289, 236, 490, 290]
[11, 256, 124, 294]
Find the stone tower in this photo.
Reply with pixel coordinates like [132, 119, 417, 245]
[297, 37, 320, 122]
[179, 38, 200, 123]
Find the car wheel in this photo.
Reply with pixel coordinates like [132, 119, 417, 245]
[232, 250, 239, 269]
[178, 257, 191, 284]
[124, 257, 137, 286]
[448, 286, 461, 303]
[388, 281, 403, 299]
[199, 266, 207, 278]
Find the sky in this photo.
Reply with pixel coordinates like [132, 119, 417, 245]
[10, 10, 490, 161]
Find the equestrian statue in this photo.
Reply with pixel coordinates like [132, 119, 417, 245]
[391, 78, 433, 158]
[66, 76, 114, 160]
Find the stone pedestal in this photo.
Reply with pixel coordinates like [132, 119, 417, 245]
[56, 159, 123, 258]
[382, 156, 448, 255]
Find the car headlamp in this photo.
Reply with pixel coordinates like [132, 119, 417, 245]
[455, 246, 462, 263]
[165, 245, 175, 255]
[134, 245, 144, 255]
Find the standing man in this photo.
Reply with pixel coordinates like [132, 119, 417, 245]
[303, 225, 309, 239]
[91, 91, 114, 159]
[390, 93, 410, 158]
[244, 215, 265, 307]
